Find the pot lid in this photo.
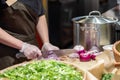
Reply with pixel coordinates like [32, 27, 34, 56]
[72, 11, 118, 24]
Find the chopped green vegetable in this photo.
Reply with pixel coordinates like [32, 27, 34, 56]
[0, 60, 83, 80]
[101, 73, 113, 80]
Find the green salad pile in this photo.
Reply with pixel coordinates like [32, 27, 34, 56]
[0, 60, 83, 80]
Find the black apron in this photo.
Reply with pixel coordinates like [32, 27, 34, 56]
[0, 1, 39, 69]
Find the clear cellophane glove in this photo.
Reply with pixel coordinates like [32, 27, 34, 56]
[41, 42, 60, 60]
[41, 42, 59, 52]
[19, 43, 42, 59]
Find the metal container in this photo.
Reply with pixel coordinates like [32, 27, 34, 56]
[72, 11, 118, 51]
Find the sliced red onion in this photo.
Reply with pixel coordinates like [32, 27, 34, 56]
[90, 54, 96, 60]
[43, 50, 59, 60]
[45, 53, 59, 60]
[77, 50, 86, 54]
[77, 50, 97, 62]
[44, 50, 54, 55]
[79, 53, 91, 61]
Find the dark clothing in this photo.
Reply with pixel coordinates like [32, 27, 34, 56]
[99, 0, 117, 13]
[0, 0, 45, 16]
[18, 0, 45, 16]
[0, 0, 45, 69]
[0, 0, 6, 4]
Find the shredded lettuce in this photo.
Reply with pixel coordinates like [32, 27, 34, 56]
[0, 60, 83, 80]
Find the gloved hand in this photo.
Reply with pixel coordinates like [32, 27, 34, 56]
[19, 43, 42, 59]
[41, 42, 59, 52]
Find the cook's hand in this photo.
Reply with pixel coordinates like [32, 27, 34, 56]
[41, 42, 59, 52]
[19, 43, 42, 59]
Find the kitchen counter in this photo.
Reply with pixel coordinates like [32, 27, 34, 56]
[0, 49, 120, 80]
[58, 49, 120, 80]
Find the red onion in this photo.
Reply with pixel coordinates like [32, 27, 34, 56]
[77, 50, 86, 54]
[79, 53, 91, 61]
[90, 54, 96, 60]
[43, 50, 59, 60]
[46, 53, 59, 60]
[77, 49, 96, 62]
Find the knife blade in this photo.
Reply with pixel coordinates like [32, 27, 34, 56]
[16, 52, 44, 60]
[16, 49, 75, 59]
[42, 49, 75, 57]
[16, 52, 26, 59]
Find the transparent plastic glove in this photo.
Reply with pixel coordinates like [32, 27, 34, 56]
[41, 42, 59, 52]
[19, 43, 42, 59]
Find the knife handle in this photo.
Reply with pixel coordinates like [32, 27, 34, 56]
[16, 53, 43, 60]
[16, 53, 26, 59]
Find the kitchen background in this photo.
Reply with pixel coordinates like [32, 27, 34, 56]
[43, 0, 119, 49]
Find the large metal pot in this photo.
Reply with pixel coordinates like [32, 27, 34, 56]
[72, 11, 118, 51]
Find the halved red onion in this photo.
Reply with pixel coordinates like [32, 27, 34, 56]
[90, 54, 96, 60]
[79, 53, 91, 61]
[77, 50, 86, 54]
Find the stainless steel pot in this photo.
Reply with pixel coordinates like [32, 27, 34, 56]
[72, 11, 118, 51]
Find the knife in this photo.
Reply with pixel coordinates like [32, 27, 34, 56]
[16, 52, 26, 58]
[16, 49, 75, 59]
[43, 49, 75, 57]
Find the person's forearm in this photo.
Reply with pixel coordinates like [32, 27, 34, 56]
[0, 28, 23, 50]
[36, 15, 49, 44]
